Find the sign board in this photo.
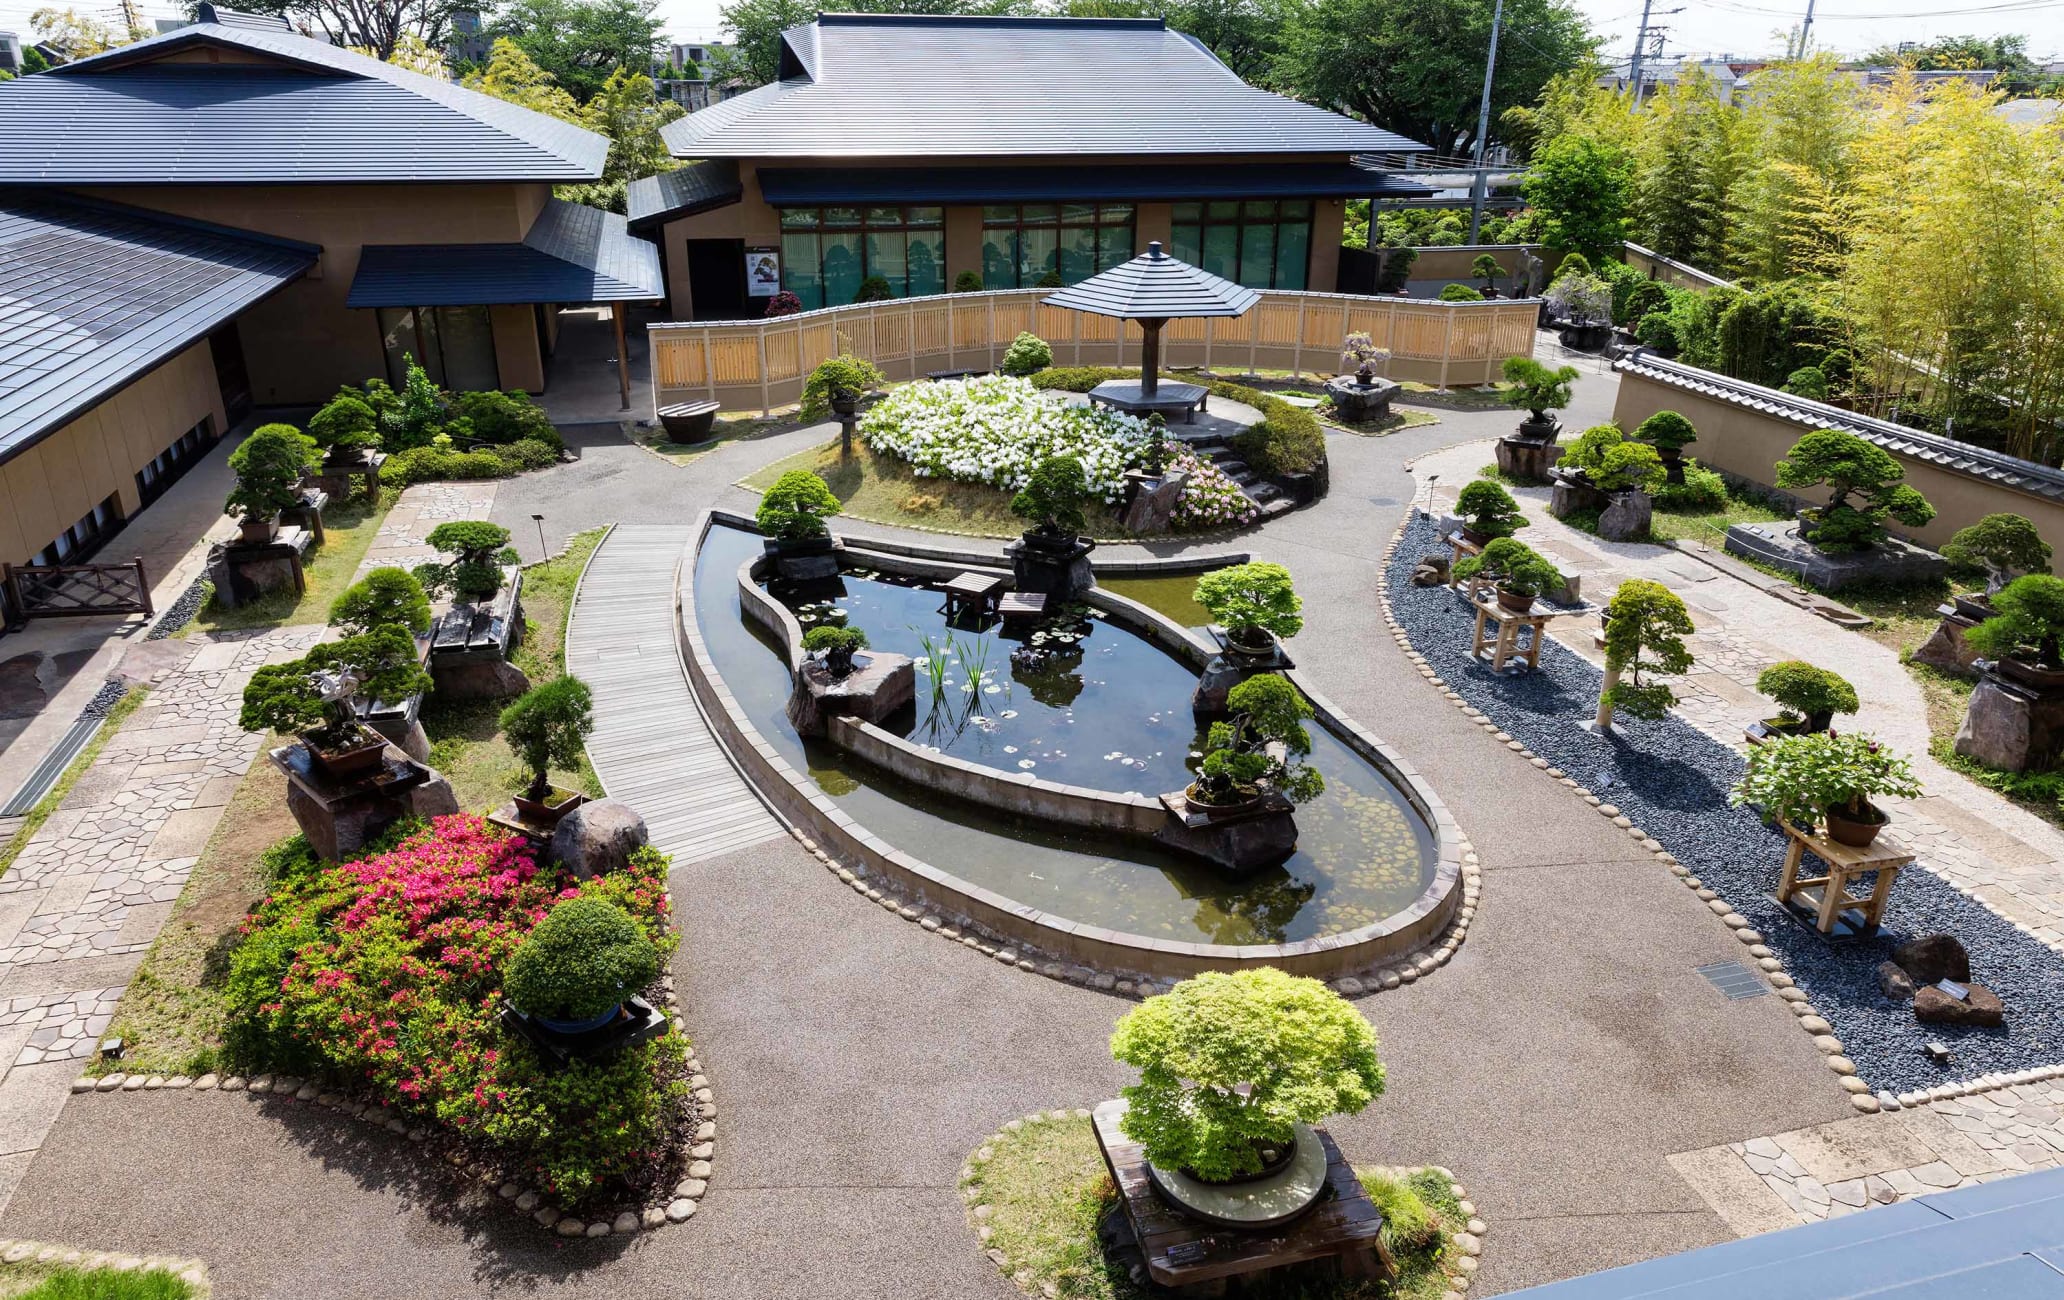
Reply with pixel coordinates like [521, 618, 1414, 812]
[745, 247, 781, 298]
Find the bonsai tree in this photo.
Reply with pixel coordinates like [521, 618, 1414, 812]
[1110, 969, 1384, 1183]
[1942, 513, 2052, 595]
[329, 566, 432, 637]
[1599, 579, 1693, 724]
[1438, 283, 1485, 302]
[224, 424, 321, 528]
[1774, 429, 1936, 552]
[379, 357, 447, 452]
[1501, 356, 1580, 434]
[999, 331, 1054, 378]
[1472, 252, 1502, 293]
[756, 470, 842, 542]
[953, 271, 984, 293]
[1546, 273, 1612, 326]
[1550, 251, 1593, 281]
[1339, 331, 1390, 383]
[1194, 673, 1323, 806]
[414, 520, 513, 601]
[1142, 412, 1171, 476]
[799, 354, 887, 423]
[1454, 478, 1526, 541]
[1194, 562, 1302, 651]
[802, 625, 868, 677]
[1454, 537, 1563, 602]
[1633, 410, 1698, 456]
[240, 626, 430, 749]
[306, 394, 381, 457]
[853, 274, 894, 303]
[1009, 455, 1091, 538]
[1561, 424, 1663, 494]
[1966, 573, 2064, 670]
[503, 896, 661, 1027]
[498, 675, 594, 803]
[1755, 661, 1859, 733]
[1731, 731, 1921, 835]
[1783, 366, 1830, 400]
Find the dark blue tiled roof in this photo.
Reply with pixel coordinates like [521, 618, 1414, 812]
[663, 14, 1428, 160]
[0, 191, 316, 466]
[0, 17, 606, 184]
[751, 163, 1433, 208]
[347, 199, 663, 307]
[626, 161, 744, 229]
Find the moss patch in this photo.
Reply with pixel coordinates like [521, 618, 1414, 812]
[0, 686, 149, 883]
[1645, 491, 1789, 551]
[741, 440, 1131, 540]
[187, 487, 400, 636]
[1, 1263, 199, 1299]
[1323, 407, 1439, 438]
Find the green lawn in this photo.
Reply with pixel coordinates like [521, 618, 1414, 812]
[1646, 492, 1790, 549]
[630, 413, 796, 465]
[1, 1263, 197, 1300]
[186, 487, 399, 635]
[0, 687, 149, 883]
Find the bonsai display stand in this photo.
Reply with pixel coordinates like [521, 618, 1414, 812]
[428, 566, 528, 699]
[1444, 532, 1485, 595]
[1912, 600, 1987, 675]
[280, 488, 329, 545]
[1724, 523, 1948, 593]
[306, 450, 385, 504]
[1321, 376, 1399, 423]
[204, 526, 314, 608]
[500, 996, 667, 1070]
[1494, 436, 1559, 485]
[1953, 663, 2064, 772]
[1467, 591, 1587, 674]
[1088, 379, 1209, 424]
[1092, 1100, 1390, 1297]
[1774, 821, 1914, 937]
[1007, 535, 1096, 604]
[998, 591, 1048, 627]
[488, 793, 589, 845]
[1154, 788, 1298, 873]
[269, 741, 457, 862]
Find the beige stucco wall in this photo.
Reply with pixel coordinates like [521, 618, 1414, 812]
[1612, 368, 2064, 554]
[75, 183, 555, 401]
[0, 341, 226, 567]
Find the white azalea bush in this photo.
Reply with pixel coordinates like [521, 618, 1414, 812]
[859, 376, 1257, 531]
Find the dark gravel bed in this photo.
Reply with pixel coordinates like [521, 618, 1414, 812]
[1387, 511, 2064, 1093]
[146, 579, 206, 640]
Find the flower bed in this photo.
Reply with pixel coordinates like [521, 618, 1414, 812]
[224, 814, 688, 1206]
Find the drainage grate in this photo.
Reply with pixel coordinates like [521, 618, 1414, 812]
[1696, 960, 1771, 1001]
[1, 712, 108, 817]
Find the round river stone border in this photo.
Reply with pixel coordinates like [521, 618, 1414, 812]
[0, 1238, 209, 1291]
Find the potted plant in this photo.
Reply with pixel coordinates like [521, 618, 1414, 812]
[503, 896, 662, 1035]
[1731, 731, 1921, 847]
[1754, 660, 1859, 736]
[413, 521, 514, 602]
[1110, 969, 1383, 1204]
[1596, 579, 1693, 729]
[764, 290, 802, 318]
[1547, 273, 1613, 349]
[1965, 573, 2064, 689]
[800, 354, 888, 423]
[1454, 537, 1564, 614]
[756, 469, 843, 558]
[1633, 410, 1698, 484]
[1339, 331, 1390, 388]
[225, 423, 322, 545]
[1000, 331, 1054, 378]
[802, 625, 868, 678]
[240, 627, 432, 780]
[1943, 513, 2052, 617]
[1472, 252, 1503, 297]
[1501, 356, 1580, 443]
[1774, 429, 1936, 552]
[1453, 479, 1526, 545]
[1193, 562, 1302, 660]
[498, 675, 593, 821]
[306, 393, 384, 465]
[1189, 673, 1324, 811]
[329, 566, 432, 637]
[1009, 454, 1093, 553]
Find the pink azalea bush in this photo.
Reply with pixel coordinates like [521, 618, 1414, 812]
[1170, 452, 1260, 530]
[226, 814, 687, 1203]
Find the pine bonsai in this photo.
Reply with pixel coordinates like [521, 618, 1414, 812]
[329, 566, 432, 636]
[1194, 673, 1323, 805]
[1966, 574, 2064, 670]
[1472, 252, 1502, 292]
[1454, 479, 1526, 540]
[498, 675, 594, 802]
[802, 625, 868, 677]
[414, 521, 513, 601]
[1942, 513, 2052, 594]
[1193, 562, 1302, 649]
[224, 424, 321, 525]
[1010, 455, 1091, 538]
[1633, 410, 1698, 454]
[307, 393, 382, 456]
[1561, 424, 1663, 494]
[1501, 357, 1580, 427]
[1600, 579, 1694, 723]
[1110, 969, 1383, 1183]
[241, 626, 430, 749]
[1439, 283, 1486, 302]
[1755, 661, 1859, 732]
[800, 354, 887, 422]
[503, 896, 660, 1025]
[1774, 429, 1936, 552]
[757, 470, 843, 541]
[1454, 537, 1563, 600]
[999, 332, 1055, 378]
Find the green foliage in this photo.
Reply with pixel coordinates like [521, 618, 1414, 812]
[1559, 423, 1626, 474]
[417, 521, 515, 600]
[757, 469, 843, 540]
[799, 354, 887, 422]
[1545, 271, 1613, 325]
[307, 394, 382, 454]
[1775, 429, 1936, 551]
[1228, 385, 1326, 473]
[14, 1266, 196, 1299]
[1010, 455, 1092, 536]
[1027, 366, 1132, 393]
[1623, 279, 1671, 327]
[237, 661, 331, 741]
[1654, 458, 1728, 510]
[1033, 267, 1065, 289]
[1194, 562, 1302, 643]
[802, 624, 868, 674]
[953, 270, 984, 293]
[241, 627, 430, 746]
[1942, 513, 2052, 588]
[328, 566, 432, 637]
[1502, 356, 1579, 418]
[1110, 969, 1383, 1183]
[1783, 366, 1830, 400]
[1732, 730, 1922, 827]
[498, 676, 594, 799]
[1550, 251, 1592, 280]
[1967, 573, 2064, 667]
[1199, 673, 1323, 804]
[1471, 252, 1503, 286]
[1594, 441, 1666, 494]
[382, 444, 525, 488]
[854, 274, 895, 303]
[381, 357, 448, 452]
[483, 0, 664, 101]
[999, 331, 1055, 378]
[1756, 660, 1860, 726]
[451, 389, 559, 449]
[1438, 283, 1486, 302]
[1597, 257, 1650, 322]
[1524, 134, 1633, 262]
[1363, 1170, 1439, 1253]
[1715, 281, 1840, 388]
[224, 424, 321, 522]
[1454, 536, 1562, 598]
[505, 896, 660, 1023]
[1455, 478, 1527, 539]
[1634, 410, 1697, 452]
[1602, 578, 1694, 720]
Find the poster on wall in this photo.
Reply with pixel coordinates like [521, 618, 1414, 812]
[745, 247, 781, 298]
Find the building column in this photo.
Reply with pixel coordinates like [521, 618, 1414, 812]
[613, 302, 631, 410]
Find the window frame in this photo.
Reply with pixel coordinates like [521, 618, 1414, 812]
[980, 202, 1136, 288]
[1170, 199, 1315, 290]
[776, 206, 947, 309]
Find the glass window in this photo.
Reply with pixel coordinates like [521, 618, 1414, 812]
[866, 229, 908, 294]
[777, 207, 954, 302]
[1173, 202, 1204, 223]
[376, 306, 501, 391]
[908, 229, 944, 296]
[782, 231, 823, 310]
[1275, 220, 1310, 291]
[823, 207, 862, 228]
[779, 208, 820, 229]
[864, 207, 902, 226]
[1200, 224, 1239, 281]
[821, 231, 863, 306]
[1166, 203, 1313, 290]
[981, 228, 1016, 286]
[982, 203, 1134, 287]
[907, 207, 943, 228]
[1238, 223, 1277, 290]
[983, 206, 1018, 225]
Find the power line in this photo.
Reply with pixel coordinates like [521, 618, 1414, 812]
[1699, 0, 2063, 16]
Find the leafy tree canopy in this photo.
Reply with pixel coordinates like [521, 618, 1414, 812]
[487, 0, 665, 101]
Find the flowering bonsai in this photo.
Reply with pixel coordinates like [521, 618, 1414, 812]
[1965, 573, 2064, 674]
[240, 627, 431, 758]
[329, 566, 432, 637]
[763, 290, 802, 318]
[503, 896, 661, 1032]
[757, 470, 843, 544]
[1599, 579, 1693, 724]
[1755, 660, 1859, 734]
[224, 423, 322, 542]
[1110, 969, 1384, 1183]
[1774, 429, 1936, 552]
[1501, 356, 1579, 440]
[497, 675, 593, 807]
[1454, 478, 1526, 542]
[1339, 331, 1390, 385]
[800, 354, 887, 423]
[1009, 454, 1092, 539]
[414, 521, 513, 601]
[802, 625, 868, 678]
[1194, 562, 1302, 653]
[1942, 513, 2052, 596]
[1454, 537, 1563, 611]
[1193, 672, 1324, 807]
[1731, 730, 1920, 844]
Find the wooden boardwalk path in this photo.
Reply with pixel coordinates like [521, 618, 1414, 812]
[567, 524, 784, 865]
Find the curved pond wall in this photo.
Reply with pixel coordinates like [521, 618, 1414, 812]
[680, 510, 1464, 979]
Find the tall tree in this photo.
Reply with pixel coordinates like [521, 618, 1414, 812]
[488, 0, 664, 101]
[1059, 0, 1288, 83]
[1728, 55, 1862, 281]
[582, 64, 683, 185]
[30, 6, 128, 57]
[1628, 66, 1746, 269]
[224, 0, 457, 59]
[462, 35, 583, 121]
[1520, 132, 1632, 261]
[1271, 0, 1594, 155]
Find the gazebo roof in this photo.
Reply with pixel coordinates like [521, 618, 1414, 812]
[1041, 242, 1260, 321]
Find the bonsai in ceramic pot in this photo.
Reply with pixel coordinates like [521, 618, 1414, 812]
[802, 625, 868, 679]
[503, 896, 662, 1035]
[1774, 429, 1936, 552]
[1965, 573, 2064, 689]
[1632, 410, 1698, 485]
[1472, 252, 1503, 297]
[1188, 673, 1324, 812]
[1338, 331, 1390, 387]
[498, 675, 594, 822]
[240, 626, 432, 780]
[1454, 537, 1564, 614]
[1942, 513, 2052, 617]
[306, 393, 384, 467]
[1453, 479, 1526, 546]
[225, 423, 322, 545]
[414, 521, 515, 602]
[1731, 730, 1921, 847]
[1193, 562, 1303, 660]
[1110, 968, 1383, 1220]
[1754, 660, 1860, 736]
[1501, 356, 1580, 443]
[756, 469, 843, 558]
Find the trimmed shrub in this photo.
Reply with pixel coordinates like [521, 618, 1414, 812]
[1009, 454, 1092, 536]
[764, 290, 802, 317]
[225, 424, 321, 523]
[1028, 366, 1133, 393]
[499, 438, 560, 471]
[1194, 561, 1303, 643]
[1783, 366, 1830, 400]
[1654, 459, 1728, 511]
[329, 566, 432, 636]
[952, 271, 984, 293]
[307, 394, 381, 454]
[1634, 410, 1698, 453]
[1623, 279, 1671, 328]
[1438, 283, 1485, 302]
[999, 331, 1054, 377]
[756, 469, 842, 540]
[1455, 478, 1526, 538]
[504, 896, 660, 1024]
[451, 390, 559, 449]
[1942, 513, 2053, 589]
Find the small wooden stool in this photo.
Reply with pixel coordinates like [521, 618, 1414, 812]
[998, 590, 1047, 625]
[1445, 531, 1486, 597]
[940, 571, 1005, 621]
[1775, 821, 1914, 936]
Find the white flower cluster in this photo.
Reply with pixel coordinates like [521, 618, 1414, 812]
[1168, 451, 1259, 529]
[859, 375, 1149, 501]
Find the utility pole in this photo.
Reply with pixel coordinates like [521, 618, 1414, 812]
[1627, 0, 1656, 111]
[1795, 0, 1817, 58]
[116, 0, 142, 37]
[1466, 0, 1507, 244]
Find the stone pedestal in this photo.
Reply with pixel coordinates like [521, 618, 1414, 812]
[1119, 470, 1189, 535]
[1007, 534, 1096, 604]
[305, 450, 385, 504]
[547, 799, 649, 878]
[1154, 788, 1298, 873]
[1494, 435, 1560, 485]
[766, 537, 842, 583]
[1912, 602, 1986, 675]
[271, 741, 458, 862]
[205, 527, 313, 608]
[428, 567, 529, 700]
[1548, 470, 1608, 520]
[1192, 638, 1294, 718]
[1321, 375, 1400, 423]
[1597, 489, 1653, 542]
[1953, 665, 2064, 772]
[788, 650, 916, 737]
[1724, 522, 1948, 593]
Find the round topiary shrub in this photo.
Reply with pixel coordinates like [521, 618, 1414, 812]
[757, 469, 842, 540]
[1110, 969, 1384, 1183]
[1633, 410, 1698, 453]
[853, 275, 894, 303]
[503, 896, 662, 1027]
[953, 271, 984, 293]
[1438, 283, 1485, 302]
[1455, 478, 1526, 540]
[999, 331, 1055, 377]
[1009, 454, 1091, 537]
[1755, 660, 1859, 731]
[308, 394, 381, 455]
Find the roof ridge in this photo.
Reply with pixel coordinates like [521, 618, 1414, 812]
[814, 12, 1165, 28]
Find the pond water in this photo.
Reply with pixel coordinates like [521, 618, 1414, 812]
[694, 524, 1435, 946]
[1099, 574, 1214, 631]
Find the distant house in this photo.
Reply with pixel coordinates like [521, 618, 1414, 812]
[449, 8, 490, 65]
[0, 4, 660, 607]
[0, 31, 21, 73]
[660, 41, 735, 113]
[628, 14, 1430, 320]
[1598, 58, 1747, 105]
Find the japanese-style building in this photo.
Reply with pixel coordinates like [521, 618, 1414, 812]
[628, 13, 1431, 321]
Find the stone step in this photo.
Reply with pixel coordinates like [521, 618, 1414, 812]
[1258, 497, 1297, 518]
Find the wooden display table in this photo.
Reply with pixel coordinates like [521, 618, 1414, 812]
[940, 571, 1005, 621]
[998, 590, 1047, 625]
[1775, 821, 1914, 937]
[1467, 589, 1586, 674]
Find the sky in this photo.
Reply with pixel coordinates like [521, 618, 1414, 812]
[4, 0, 2058, 71]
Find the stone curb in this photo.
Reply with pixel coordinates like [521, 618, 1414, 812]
[0, 1238, 209, 1292]
[70, 981, 716, 1241]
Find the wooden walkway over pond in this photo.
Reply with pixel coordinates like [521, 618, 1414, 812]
[567, 524, 784, 864]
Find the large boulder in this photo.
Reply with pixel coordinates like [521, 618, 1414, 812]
[1120, 470, 1189, 535]
[1596, 491, 1653, 543]
[787, 651, 916, 738]
[1913, 982, 2004, 1027]
[1894, 933, 1972, 985]
[549, 799, 650, 880]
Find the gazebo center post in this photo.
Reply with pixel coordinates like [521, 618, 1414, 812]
[1138, 318, 1166, 400]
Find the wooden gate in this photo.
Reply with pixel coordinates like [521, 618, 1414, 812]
[2, 558, 153, 627]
